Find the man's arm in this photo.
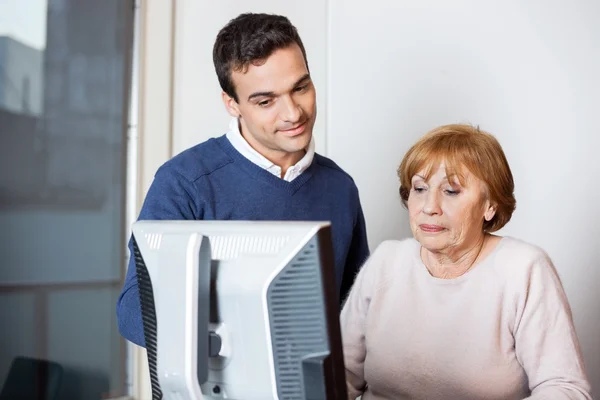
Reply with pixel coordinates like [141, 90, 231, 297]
[339, 202, 369, 306]
[116, 166, 200, 347]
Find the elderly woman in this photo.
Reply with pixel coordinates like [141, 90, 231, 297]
[341, 124, 592, 399]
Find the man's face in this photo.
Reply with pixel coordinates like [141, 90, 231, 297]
[222, 43, 317, 164]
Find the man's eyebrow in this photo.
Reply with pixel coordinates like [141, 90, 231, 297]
[247, 90, 275, 102]
[247, 74, 312, 102]
[293, 73, 311, 87]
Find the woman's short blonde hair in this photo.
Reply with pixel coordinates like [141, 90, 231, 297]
[398, 124, 516, 232]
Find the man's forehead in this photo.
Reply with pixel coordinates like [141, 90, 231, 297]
[231, 46, 309, 97]
[233, 67, 308, 87]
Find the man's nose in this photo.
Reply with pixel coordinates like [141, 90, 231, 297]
[279, 95, 302, 122]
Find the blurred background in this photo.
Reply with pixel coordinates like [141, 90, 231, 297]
[0, 0, 133, 398]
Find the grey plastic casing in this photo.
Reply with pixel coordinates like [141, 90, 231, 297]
[132, 220, 347, 400]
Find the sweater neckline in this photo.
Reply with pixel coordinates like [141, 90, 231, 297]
[215, 135, 317, 194]
[411, 236, 508, 285]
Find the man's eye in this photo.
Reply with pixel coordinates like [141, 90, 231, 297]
[258, 100, 271, 107]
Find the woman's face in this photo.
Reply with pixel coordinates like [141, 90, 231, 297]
[407, 162, 496, 255]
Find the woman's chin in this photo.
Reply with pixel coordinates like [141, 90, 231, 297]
[416, 235, 448, 252]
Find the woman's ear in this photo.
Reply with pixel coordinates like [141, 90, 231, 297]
[484, 203, 497, 222]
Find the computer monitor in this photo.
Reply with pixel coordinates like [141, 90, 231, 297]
[131, 220, 348, 400]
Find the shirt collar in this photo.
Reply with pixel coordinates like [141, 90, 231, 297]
[225, 117, 315, 181]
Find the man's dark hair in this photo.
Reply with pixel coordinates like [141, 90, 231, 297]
[213, 13, 309, 102]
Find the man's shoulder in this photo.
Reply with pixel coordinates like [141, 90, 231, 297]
[313, 153, 357, 187]
[158, 135, 233, 182]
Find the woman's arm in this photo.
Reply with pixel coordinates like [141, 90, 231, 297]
[513, 255, 592, 400]
[340, 266, 369, 399]
[340, 241, 388, 399]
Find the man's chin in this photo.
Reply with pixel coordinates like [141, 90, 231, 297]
[279, 132, 312, 154]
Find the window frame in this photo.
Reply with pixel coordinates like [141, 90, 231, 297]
[116, 0, 176, 399]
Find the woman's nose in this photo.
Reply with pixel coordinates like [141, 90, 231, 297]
[423, 192, 441, 215]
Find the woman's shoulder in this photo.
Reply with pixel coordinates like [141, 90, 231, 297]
[495, 236, 552, 263]
[371, 237, 420, 259]
[354, 238, 420, 294]
[492, 236, 558, 279]
[361, 238, 420, 276]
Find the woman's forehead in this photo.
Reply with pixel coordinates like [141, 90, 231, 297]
[414, 159, 467, 177]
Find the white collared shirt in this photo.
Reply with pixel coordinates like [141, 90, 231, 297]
[225, 117, 315, 182]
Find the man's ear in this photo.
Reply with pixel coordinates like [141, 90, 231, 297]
[222, 91, 240, 118]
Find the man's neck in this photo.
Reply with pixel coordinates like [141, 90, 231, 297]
[226, 117, 315, 180]
[269, 149, 306, 177]
[239, 129, 305, 176]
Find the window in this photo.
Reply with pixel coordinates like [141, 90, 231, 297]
[0, 0, 134, 398]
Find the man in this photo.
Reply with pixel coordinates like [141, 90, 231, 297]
[116, 13, 369, 347]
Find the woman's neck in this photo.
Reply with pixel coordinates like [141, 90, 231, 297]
[422, 234, 489, 279]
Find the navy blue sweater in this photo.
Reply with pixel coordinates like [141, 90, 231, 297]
[116, 135, 369, 347]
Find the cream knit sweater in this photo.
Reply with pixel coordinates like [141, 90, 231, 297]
[340, 237, 592, 400]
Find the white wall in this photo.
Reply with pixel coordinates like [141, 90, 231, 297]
[328, 1, 600, 392]
[172, 1, 329, 155]
[160, 0, 600, 393]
